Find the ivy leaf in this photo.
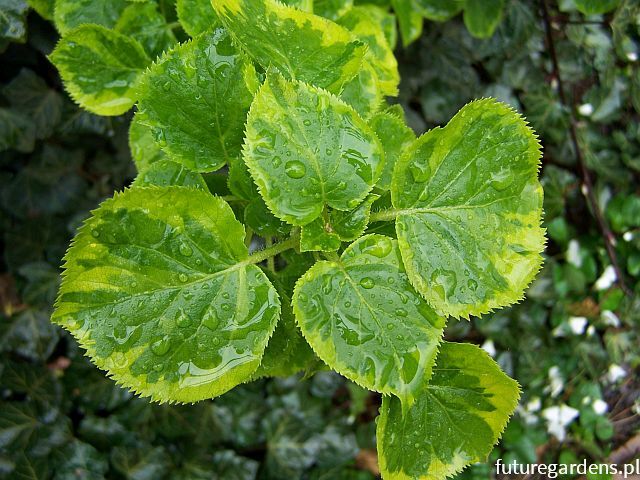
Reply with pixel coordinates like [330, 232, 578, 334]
[337, 6, 400, 97]
[244, 72, 384, 226]
[49, 25, 150, 116]
[377, 342, 520, 479]
[212, 0, 366, 93]
[415, 0, 462, 21]
[463, 0, 505, 39]
[391, 99, 545, 318]
[136, 28, 256, 172]
[0, 0, 28, 42]
[370, 111, 416, 191]
[129, 114, 166, 173]
[293, 235, 445, 407]
[574, 0, 620, 15]
[132, 160, 208, 190]
[52, 187, 281, 403]
[114, 2, 177, 59]
[3, 69, 63, 140]
[53, 0, 128, 35]
[176, 0, 220, 37]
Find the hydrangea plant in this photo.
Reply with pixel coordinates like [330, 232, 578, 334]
[49, 0, 546, 477]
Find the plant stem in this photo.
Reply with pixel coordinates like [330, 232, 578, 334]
[265, 237, 276, 272]
[369, 209, 398, 223]
[540, 0, 632, 297]
[221, 195, 246, 203]
[246, 235, 298, 265]
[324, 251, 340, 262]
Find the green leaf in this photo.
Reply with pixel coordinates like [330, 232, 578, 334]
[391, 0, 423, 47]
[377, 342, 520, 479]
[314, 0, 354, 20]
[136, 28, 256, 172]
[415, 0, 462, 21]
[132, 159, 208, 190]
[330, 193, 378, 241]
[52, 186, 281, 403]
[0, 108, 35, 152]
[574, 0, 620, 15]
[129, 114, 167, 173]
[177, 0, 220, 37]
[212, 0, 366, 92]
[115, 2, 177, 59]
[244, 198, 292, 238]
[370, 111, 416, 191]
[463, 0, 505, 39]
[49, 25, 150, 116]
[337, 6, 400, 96]
[391, 99, 545, 318]
[293, 234, 445, 406]
[340, 61, 382, 119]
[0, 0, 29, 42]
[3, 69, 63, 140]
[26, 0, 54, 20]
[53, 0, 128, 35]
[300, 218, 342, 252]
[244, 72, 384, 226]
[227, 155, 259, 201]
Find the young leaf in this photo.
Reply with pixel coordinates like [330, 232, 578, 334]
[115, 2, 177, 59]
[212, 0, 366, 92]
[415, 0, 462, 21]
[330, 193, 379, 241]
[300, 219, 342, 252]
[176, 0, 220, 37]
[391, 0, 423, 47]
[293, 235, 445, 407]
[132, 160, 208, 190]
[314, 0, 354, 20]
[129, 114, 166, 173]
[244, 72, 384, 226]
[391, 99, 545, 318]
[337, 6, 400, 96]
[463, 0, 505, 39]
[370, 111, 416, 191]
[49, 25, 150, 116]
[377, 342, 520, 479]
[340, 61, 382, 120]
[53, 0, 128, 35]
[52, 187, 281, 403]
[136, 28, 257, 172]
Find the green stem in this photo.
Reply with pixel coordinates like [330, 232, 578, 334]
[246, 235, 298, 265]
[221, 195, 247, 203]
[369, 209, 398, 223]
[265, 237, 276, 272]
[167, 21, 182, 31]
[324, 251, 340, 262]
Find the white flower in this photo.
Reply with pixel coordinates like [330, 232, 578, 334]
[623, 231, 634, 242]
[587, 325, 596, 336]
[601, 310, 620, 327]
[546, 366, 564, 398]
[594, 265, 617, 290]
[552, 325, 566, 337]
[627, 52, 638, 62]
[481, 339, 496, 357]
[607, 364, 626, 383]
[566, 240, 582, 267]
[593, 399, 608, 415]
[542, 405, 580, 441]
[568, 316, 588, 335]
[578, 103, 594, 116]
[527, 397, 542, 412]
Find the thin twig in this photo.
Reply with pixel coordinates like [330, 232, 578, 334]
[540, 0, 632, 297]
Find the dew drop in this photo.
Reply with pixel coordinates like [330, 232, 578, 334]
[273, 155, 282, 167]
[151, 336, 171, 356]
[179, 243, 193, 257]
[175, 308, 190, 327]
[344, 301, 351, 308]
[91, 229, 100, 238]
[178, 273, 188, 283]
[285, 160, 306, 179]
[359, 277, 375, 289]
[303, 119, 312, 126]
[395, 308, 408, 317]
[153, 363, 164, 372]
[369, 237, 393, 258]
[202, 309, 219, 330]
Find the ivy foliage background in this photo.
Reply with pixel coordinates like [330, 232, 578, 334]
[0, 0, 639, 478]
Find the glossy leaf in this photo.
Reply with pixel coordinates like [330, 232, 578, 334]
[370, 111, 416, 191]
[463, 0, 505, 39]
[337, 6, 400, 96]
[27, 0, 54, 20]
[392, 99, 545, 318]
[377, 342, 520, 479]
[132, 159, 208, 190]
[49, 25, 150, 116]
[53, 0, 128, 35]
[415, 0, 462, 21]
[136, 28, 256, 172]
[212, 0, 366, 92]
[340, 61, 382, 120]
[293, 235, 445, 406]
[300, 219, 342, 252]
[574, 0, 620, 15]
[244, 72, 384, 226]
[331, 193, 378, 241]
[115, 2, 177, 59]
[52, 187, 280, 403]
[129, 114, 166, 173]
[177, 0, 220, 37]
[314, 0, 353, 20]
[244, 198, 292, 238]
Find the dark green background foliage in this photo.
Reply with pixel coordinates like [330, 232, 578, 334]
[1, 1, 639, 479]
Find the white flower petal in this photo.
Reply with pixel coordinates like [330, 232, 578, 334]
[568, 316, 588, 335]
[594, 265, 617, 291]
